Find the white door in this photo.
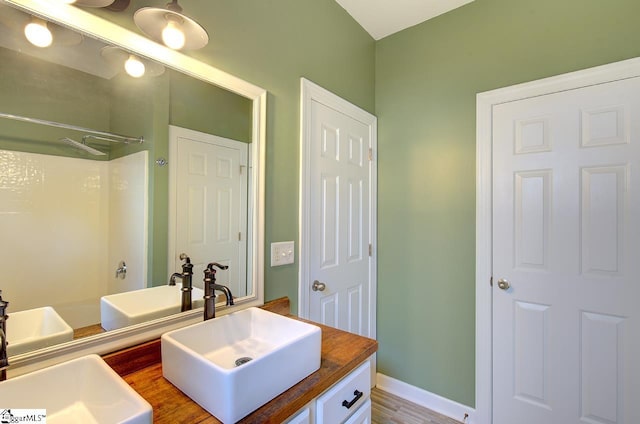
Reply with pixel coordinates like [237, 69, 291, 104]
[492, 77, 640, 423]
[300, 79, 377, 338]
[169, 126, 248, 296]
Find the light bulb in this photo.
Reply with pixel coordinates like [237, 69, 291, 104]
[24, 18, 52, 48]
[124, 55, 146, 78]
[161, 20, 185, 50]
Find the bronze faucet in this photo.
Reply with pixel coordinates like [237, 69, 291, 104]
[203, 263, 234, 321]
[168, 253, 194, 312]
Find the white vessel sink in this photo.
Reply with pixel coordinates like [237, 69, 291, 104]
[0, 354, 152, 424]
[101, 285, 205, 331]
[7, 306, 74, 356]
[162, 307, 322, 423]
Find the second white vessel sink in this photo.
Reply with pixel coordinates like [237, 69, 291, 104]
[162, 307, 322, 423]
[100, 285, 205, 331]
[0, 354, 152, 424]
[6, 306, 73, 356]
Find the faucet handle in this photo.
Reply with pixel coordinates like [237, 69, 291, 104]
[206, 262, 229, 271]
[178, 254, 193, 275]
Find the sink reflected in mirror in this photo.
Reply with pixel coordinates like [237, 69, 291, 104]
[162, 307, 321, 423]
[100, 285, 205, 331]
[6, 307, 73, 357]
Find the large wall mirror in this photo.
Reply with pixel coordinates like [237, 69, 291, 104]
[1, 0, 265, 375]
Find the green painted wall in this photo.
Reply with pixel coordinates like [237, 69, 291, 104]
[0, 47, 111, 158]
[375, 0, 640, 406]
[169, 70, 252, 143]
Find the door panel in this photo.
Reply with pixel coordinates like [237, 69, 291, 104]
[308, 100, 371, 336]
[492, 77, 640, 423]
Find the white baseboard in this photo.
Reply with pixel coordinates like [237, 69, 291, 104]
[376, 373, 476, 424]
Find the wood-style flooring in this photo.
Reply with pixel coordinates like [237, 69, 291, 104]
[371, 388, 463, 424]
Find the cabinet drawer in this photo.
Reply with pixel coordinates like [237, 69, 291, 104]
[316, 361, 370, 423]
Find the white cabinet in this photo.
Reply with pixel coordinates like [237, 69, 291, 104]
[287, 361, 371, 424]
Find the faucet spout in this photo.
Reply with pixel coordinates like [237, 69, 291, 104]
[168, 272, 182, 286]
[212, 284, 235, 306]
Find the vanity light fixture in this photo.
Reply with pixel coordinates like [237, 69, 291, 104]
[100, 46, 166, 78]
[124, 54, 145, 78]
[24, 17, 52, 48]
[133, 0, 208, 50]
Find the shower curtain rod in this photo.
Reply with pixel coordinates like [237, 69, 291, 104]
[0, 111, 144, 144]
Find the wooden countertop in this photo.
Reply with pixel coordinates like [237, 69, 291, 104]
[102, 297, 378, 424]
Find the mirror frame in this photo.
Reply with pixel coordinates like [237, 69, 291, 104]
[4, 0, 266, 376]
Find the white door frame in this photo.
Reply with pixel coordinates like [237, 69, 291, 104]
[298, 77, 377, 340]
[475, 57, 640, 424]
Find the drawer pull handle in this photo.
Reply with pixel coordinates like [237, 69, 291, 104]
[342, 389, 363, 409]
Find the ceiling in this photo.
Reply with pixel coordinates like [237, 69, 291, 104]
[334, 0, 475, 40]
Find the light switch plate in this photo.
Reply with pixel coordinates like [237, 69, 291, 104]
[271, 241, 294, 266]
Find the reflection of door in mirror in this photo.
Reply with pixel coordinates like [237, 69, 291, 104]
[169, 126, 250, 302]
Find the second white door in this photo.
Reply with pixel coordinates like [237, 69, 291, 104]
[492, 76, 640, 424]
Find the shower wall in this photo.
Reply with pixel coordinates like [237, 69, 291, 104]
[0, 149, 148, 328]
[108, 151, 148, 296]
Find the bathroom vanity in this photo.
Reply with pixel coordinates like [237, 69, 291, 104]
[103, 297, 377, 423]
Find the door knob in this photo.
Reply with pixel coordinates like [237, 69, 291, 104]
[312, 280, 326, 292]
[497, 278, 510, 290]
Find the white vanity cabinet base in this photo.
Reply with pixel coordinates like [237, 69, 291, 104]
[286, 361, 371, 424]
[317, 361, 371, 423]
